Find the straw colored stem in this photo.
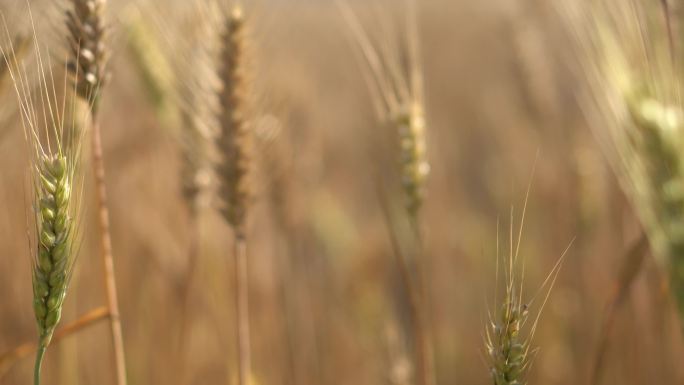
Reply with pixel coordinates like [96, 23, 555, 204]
[91, 118, 127, 385]
[177, 213, 201, 384]
[235, 236, 252, 385]
[0, 306, 109, 378]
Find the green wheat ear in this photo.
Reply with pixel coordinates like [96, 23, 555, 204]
[2, 17, 85, 383]
[32, 153, 76, 348]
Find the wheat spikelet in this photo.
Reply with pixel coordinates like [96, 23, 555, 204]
[217, 6, 250, 237]
[560, 0, 684, 318]
[65, 0, 108, 109]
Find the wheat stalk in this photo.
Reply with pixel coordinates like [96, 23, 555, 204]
[215, 6, 252, 385]
[2, 21, 86, 384]
[560, 0, 684, 322]
[339, 3, 434, 385]
[123, 7, 177, 129]
[64, 1, 128, 384]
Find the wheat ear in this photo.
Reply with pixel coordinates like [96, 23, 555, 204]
[560, 0, 684, 323]
[65, 1, 128, 384]
[485, 205, 569, 385]
[216, 6, 252, 385]
[1, 23, 86, 384]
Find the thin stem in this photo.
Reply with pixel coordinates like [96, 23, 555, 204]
[0, 307, 110, 378]
[33, 345, 46, 385]
[235, 236, 252, 385]
[378, 190, 435, 385]
[91, 117, 128, 385]
[178, 212, 201, 385]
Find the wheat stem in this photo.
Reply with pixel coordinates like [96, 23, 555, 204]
[33, 346, 45, 385]
[377, 187, 434, 385]
[177, 212, 202, 384]
[235, 236, 251, 385]
[91, 119, 127, 385]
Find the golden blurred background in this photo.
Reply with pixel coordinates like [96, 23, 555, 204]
[0, 0, 682, 384]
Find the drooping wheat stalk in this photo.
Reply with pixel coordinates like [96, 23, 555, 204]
[64, 1, 127, 384]
[560, 0, 684, 323]
[216, 6, 252, 385]
[340, 3, 433, 385]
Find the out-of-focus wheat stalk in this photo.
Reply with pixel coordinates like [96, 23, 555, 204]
[65, 1, 128, 384]
[2, 22, 86, 384]
[215, 6, 253, 385]
[123, 8, 177, 129]
[560, 0, 684, 323]
[339, 3, 434, 385]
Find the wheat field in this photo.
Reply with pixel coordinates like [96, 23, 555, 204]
[0, 0, 682, 385]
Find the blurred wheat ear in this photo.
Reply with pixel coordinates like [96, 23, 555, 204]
[339, 3, 434, 385]
[215, 6, 254, 385]
[65, 1, 128, 384]
[1, 26, 86, 385]
[560, 0, 684, 326]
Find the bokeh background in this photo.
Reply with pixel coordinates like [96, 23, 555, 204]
[0, 0, 682, 384]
